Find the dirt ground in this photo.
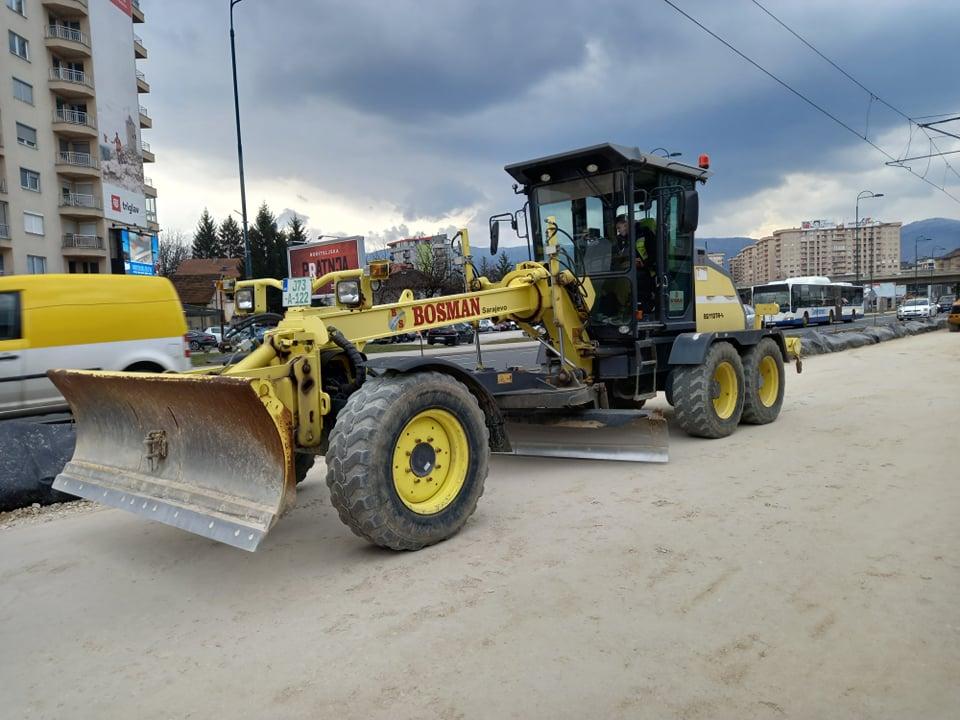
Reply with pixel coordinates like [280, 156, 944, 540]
[1, 331, 957, 719]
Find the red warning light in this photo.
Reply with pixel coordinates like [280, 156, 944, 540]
[698, 153, 710, 169]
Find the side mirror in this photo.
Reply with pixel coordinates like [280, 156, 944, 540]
[679, 190, 699, 234]
[489, 220, 500, 255]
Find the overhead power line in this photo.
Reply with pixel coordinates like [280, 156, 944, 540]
[659, 0, 960, 204]
[748, 0, 960, 184]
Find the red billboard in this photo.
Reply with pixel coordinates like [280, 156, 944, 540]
[287, 236, 366, 295]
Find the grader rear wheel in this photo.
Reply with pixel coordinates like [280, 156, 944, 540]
[672, 342, 744, 438]
[325, 371, 488, 550]
[741, 338, 785, 425]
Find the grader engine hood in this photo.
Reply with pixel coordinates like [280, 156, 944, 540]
[49, 369, 297, 551]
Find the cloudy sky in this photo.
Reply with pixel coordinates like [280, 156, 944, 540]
[143, 0, 960, 248]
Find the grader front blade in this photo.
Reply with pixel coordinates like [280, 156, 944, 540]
[48, 369, 296, 552]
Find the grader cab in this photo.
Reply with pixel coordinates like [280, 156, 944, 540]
[50, 143, 798, 552]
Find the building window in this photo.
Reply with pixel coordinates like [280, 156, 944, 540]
[6, 0, 25, 16]
[8, 30, 29, 60]
[12, 77, 32, 104]
[19, 168, 40, 192]
[68, 260, 99, 274]
[15, 122, 37, 148]
[26, 255, 47, 274]
[23, 211, 43, 235]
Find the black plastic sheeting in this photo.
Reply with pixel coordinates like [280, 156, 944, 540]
[0, 421, 77, 511]
[799, 317, 947, 357]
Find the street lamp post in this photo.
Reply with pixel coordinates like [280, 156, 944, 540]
[931, 245, 946, 300]
[230, 0, 252, 279]
[913, 236, 934, 295]
[855, 190, 883, 289]
[649, 147, 682, 158]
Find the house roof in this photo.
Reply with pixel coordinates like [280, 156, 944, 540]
[174, 258, 242, 277]
[170, 275, 221, 306]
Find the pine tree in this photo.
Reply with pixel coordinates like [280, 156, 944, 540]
[218, 215, 245, 259]
[287, 213, 308, 245]
[248, 203, 288, 280]
[478, 255, 492, 280]
[191, 209, 220, 258]
[495, 250, 512, 280]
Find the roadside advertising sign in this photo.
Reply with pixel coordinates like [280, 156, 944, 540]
[287, 236, 366, 295]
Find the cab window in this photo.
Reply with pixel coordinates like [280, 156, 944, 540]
[0, 292, 21, 340]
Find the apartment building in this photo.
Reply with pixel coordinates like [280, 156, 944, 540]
[730, 219, 901, 286]
[1, 0, 157, 277]
[387, 234, 453, 268]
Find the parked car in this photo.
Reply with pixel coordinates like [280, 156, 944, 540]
[496, 320, 518, 331]
[949, 299, 960, 333]
[186, 329, 218, 352]
[0, 274, 190, 419]
[936, 295, 956, 313]
[203, 325, 225, 343]
[478, 319, 496, 333]
[426, 323, 475, 346]
[897, 297, 938, 320]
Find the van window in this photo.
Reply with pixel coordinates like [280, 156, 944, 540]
[0, 292, 21, 340]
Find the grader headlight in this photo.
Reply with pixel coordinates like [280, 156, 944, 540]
[235, 287, 254, 313]
[336, 279, 361, 308]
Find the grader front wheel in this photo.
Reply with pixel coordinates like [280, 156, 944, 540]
[325, 371, 488, 550]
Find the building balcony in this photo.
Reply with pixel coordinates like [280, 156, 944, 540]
[56, 150, 100, 178]
[0, 223, 9, 241]
[41, 0, 88, 15]
[146, 210, 158, 231]
[49, 66, 95, 98]
[134, 33, 147, 59]
[132, 0, 144, 23]
[144, 176, 157, 197]
[59, 192, 102, 218]
[141, 140, 155, 163]
[136, 69, 150, 93]
[62, 233, 105, 253]
[139, 105, 152, 129]
[52, 108, 98, 138]
[44, 24, 91, 58]
[0, 178, 7, 194]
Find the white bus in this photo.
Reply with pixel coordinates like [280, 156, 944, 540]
[752, 277, 864, 327]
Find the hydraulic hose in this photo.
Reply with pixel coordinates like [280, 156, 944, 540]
[327, 327, 366, 393]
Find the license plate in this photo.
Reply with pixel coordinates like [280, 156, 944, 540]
[282, 277, 312, 307]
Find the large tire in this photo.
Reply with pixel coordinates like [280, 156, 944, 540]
[325, 371, 488, 550]
[740, 338, 785, 425]
[672, 342, 744, 438]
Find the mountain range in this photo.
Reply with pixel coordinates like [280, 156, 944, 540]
[370, 218, 960, 270]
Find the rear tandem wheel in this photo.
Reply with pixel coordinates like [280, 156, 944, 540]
[325, 371, 488, 550]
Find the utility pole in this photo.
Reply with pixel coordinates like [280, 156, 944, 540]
[855, 190, 883, 290]
[230, 0, 252, 279]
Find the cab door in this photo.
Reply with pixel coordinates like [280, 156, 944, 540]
[657, 186, 696, 328]
[0, 291, 25, 416]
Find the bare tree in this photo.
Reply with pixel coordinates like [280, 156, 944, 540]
[414, 243, 464, 297]
[156, 229, 192, 276]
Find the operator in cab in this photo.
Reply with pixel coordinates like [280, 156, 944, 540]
[614, 214, 657, 318]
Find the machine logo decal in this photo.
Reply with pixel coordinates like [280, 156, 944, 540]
[411, 297, 482, 327]
[388, 308, 407, 332]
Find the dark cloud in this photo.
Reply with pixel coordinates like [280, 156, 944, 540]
[147, 0, 960, 234]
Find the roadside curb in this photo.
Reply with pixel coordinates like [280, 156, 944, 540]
[799, 317, 948, 356]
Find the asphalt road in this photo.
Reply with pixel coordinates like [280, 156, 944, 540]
[1, 330, 956, 719]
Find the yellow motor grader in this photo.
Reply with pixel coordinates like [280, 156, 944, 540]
[50, 144, 798, 551]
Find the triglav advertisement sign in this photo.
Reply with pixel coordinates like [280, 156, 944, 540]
[90, 0, 147, 225]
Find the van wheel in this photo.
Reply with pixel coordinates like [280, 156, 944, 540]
[672, 342, 744, 438]
[123, 362, 165, 373]
[741, 338, 785, 425]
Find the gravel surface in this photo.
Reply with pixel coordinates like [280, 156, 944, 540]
[0, 500, 99, 530]
[1, 330, 956, 719]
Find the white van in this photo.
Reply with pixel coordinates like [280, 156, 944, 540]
[0, 274, 190, 418]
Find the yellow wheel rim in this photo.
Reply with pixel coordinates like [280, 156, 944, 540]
[757, 355, 779, 407]
[712, 361, 738, 420]
[392, 408, 469, 515]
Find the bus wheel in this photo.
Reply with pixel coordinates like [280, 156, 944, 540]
[741, 338, 785, 425]
[672, 342, 744, 439]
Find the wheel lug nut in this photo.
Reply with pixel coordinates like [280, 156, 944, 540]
[427, 437, 434, 442]
[414, 478, 421, 484]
